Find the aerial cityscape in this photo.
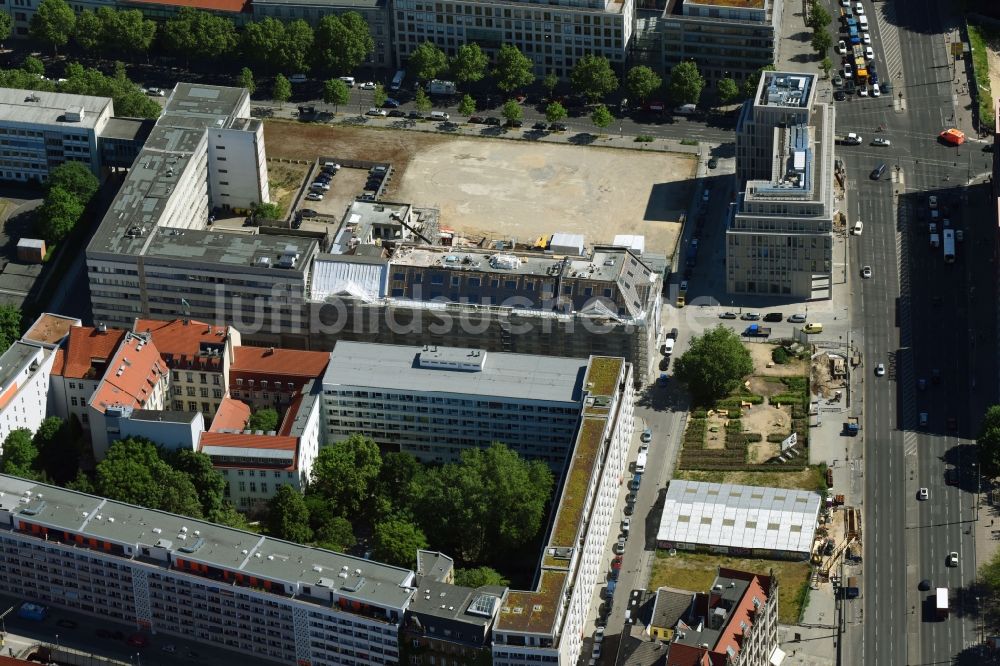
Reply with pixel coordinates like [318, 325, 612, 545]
[0, 0, 994, 663]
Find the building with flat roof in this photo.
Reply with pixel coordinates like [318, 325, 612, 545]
[322, 342, 587, 466]
[633, 0, 781, 89]
[656, 480, 821, 560]
[737, 71, 817, 185]
[391, 0, 634, 79]
[0, 88, 113, 182]
[727, 102, 835, 299]
[22, 313, 81, 348]
[0, 341, 57, 450]
[103, 406, 205, 452]
[0, 473, 414, 665]
[402, 576, 505, 665]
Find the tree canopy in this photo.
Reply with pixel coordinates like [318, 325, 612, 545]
[313, 12, 373, 75]
[265, 485, 313, 542]
[977, 405, 1000, 478]
[32, 416, 82, 484]
[247, 408, 279, 432]
[372, 515, 427, 568]
[0, 12, 12, 44]
[238, 67, 256, 96]
[309, 434, 381, 516]
[673, 325, 754, 405]
[811, 29, 832, 57]
[407, 41, 448, 82]
[743, 65, 775, 98]
[242, 18, 313, 74]
[806, 0, 832, 30]
[1, 429, 39, 479]
[668, 61, 705, 106]
[625, 65, 662, 103]
[96, 438, 203, 517]
[458, 94, 476, 117]
[162, 8, 238, 65]
[323, 78, 350, 109]
[0, 304, 21, 352]
[31, 0, 75, 55]
[716, 77, 739, 105]
[545, 101, 567, 123]
[493, 44, 534, 93]
[570, 54, 619, 102]
[450, 43, 488, 84]
[454, 566, 510, 588]
[414, 87, 431, 113]
[36, 186, 84, 243]
[170, 449, 227, 520]
[47, 161, 99, 202]
[590, 104, 613, 129]
[501, 99, 523, 123]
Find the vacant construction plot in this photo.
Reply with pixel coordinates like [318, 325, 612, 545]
[262, 121, 695, 255]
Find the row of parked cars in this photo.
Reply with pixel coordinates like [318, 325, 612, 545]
[304, 162, 340, 202]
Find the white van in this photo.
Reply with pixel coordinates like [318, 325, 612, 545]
[853, 220, 863, 235]
[673, 103, 698, 115]
[430, 111, 450, 121]
[338, 76, 355, 87]
[859, 14, 869, 29]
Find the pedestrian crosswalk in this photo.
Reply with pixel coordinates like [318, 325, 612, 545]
[874, 3, 905, 94]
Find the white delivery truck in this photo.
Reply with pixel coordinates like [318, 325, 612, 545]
[935, 587, 949, 619]
[635, 451, 648, 473]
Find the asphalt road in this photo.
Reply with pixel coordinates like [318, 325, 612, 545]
[828, 0, 997, 663]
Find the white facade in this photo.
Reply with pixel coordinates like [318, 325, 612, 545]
[207, 121, 270, 212]
[0, 342, 56, 451]
[105, 407, 205, 453]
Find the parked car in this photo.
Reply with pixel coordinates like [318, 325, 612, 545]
[505, 119, 523, 128]
[641, 428, 652, 443]
[532, 121, 548, 130]
[872, 137, 890, 147]
[788, 313, 807, 323]
[763, 313, 783, 322]
[305, 192, 324, 201]
[146, 87, 165, 97]
[549, 122, 568, 131]
[484, 117, 502, 125]
[127, 633, 149, 648]
[834, 90, 847, 101]
[918, 487, 929, 501]
[862, 265, 873, 279]
[707, 157, 718, 169]
[366, 108, 387, 116]
[947, 552, 959, 567]
[719, 312, 738, 319]
[359, 81, 377, 90]
[740, 312, 761, 321]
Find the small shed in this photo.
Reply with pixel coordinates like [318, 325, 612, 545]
[612, 234, 646, 255]
[16, 238, 45, 263]
[550, 232, 585, 256]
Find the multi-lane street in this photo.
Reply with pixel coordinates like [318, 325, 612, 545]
[830, 0, 997, 663]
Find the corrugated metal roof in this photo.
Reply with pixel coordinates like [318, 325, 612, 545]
[310, 255, 387, 302]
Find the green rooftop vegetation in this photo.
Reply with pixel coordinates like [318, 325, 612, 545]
[584, 356, 623, 397]
[498, 569, 568, 633]
[550, 417, 606, 547]
[687, 0, 764, 7]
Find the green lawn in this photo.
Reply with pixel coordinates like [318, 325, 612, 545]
[967, 22, 996, 127]
[674, 467, 827, 494]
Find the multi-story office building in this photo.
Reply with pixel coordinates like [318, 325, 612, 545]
[492, 356, 634, 666]
[251, 0, 393, 69]
[665, 568, 781, 666]
[0, 474, 414, 666]
[0, 88, 113, 182]
[633, 0, 781, 88]
[133, 318, 241, 420]
[728, 71, 834, 299]
[321, 342, 588, 467]
[392, 0, 634, 78]
[736, 71, 817, 185]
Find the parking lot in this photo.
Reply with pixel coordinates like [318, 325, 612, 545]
[264, 122, 695, 255]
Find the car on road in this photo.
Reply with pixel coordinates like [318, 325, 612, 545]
[468, 116, 485, 124]
[532, 121, 548, 130]
[854, 2, 864, 13]
[858, 86, 868, 97]
[387, 109, 406, 117]
[843, 132, 862, 145]
[305, 192, 324, 201]
[947, 552, 959, 567]
[641, 428, 652, 443]
[740, 312, 761, 321]
[863, 32, 871, 44]
[161, 644, 177, 653]
[918, 487, 929, 501]
[928, 195, 938, 209]
[707, 157, 718, 169]
[872, 137, 890, 147]
[918, 579, 932, 591]
[623, 503, 634, 516]
[940, 128, 965, 145]
[870, 163, 887, 180]
[788, 313, 807, 323]
[919, 412, 928, 427]
[832, 74, 844, 86]
[366, 107, 387, 116]
[763, 312, 783, 322]
[613, 540, 626, 555]
[359, 81, 377, 90]
[872, 83, 881, 97]
[127, 633, 149, 648]
[844, 62, 853, 78]
[611, 555, 623, 570]
[945, 468, 958, 486]
[483, 117, 501, 125]
[875, 362, 885, 376]
[549, 122, 567, 131]
[661, 339, 675, 355]
[862, 265, 872, 279]
[146, 87, 165, 97]
[719, 312, 738, 319]
[383, 98, 401, 108]
[407, 111, 423, 119]
[668, 327, 679, 339]
[837, 40, 847, 54]
[834, 90, 847, 101]
[803, 323, 823, 334]
[622, 518, 631, 535]
[865, 46, 874, 60]
[629, 476, 641, 491]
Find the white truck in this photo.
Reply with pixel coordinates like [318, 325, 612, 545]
[427, 79, 457, 96]
[635, 451, 648, 474]
[930, 233, 940, 249]
[936, 587, 949, 619]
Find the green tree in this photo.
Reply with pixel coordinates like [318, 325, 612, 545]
[0, 305, 21, 351]
[22, 56, 45, 77]
[279, 19, 314, 73]
[811, 28, 832, 57]
[493, 44, 534, 93]
[743, 64, 775, 98]
[170, 449, 227, 520]
[73, 10, 102, 52]
[247, 408, 279, 431]
[977, 405, 1000, 478]
[47, 161, 99, 202]
[501, 99, 523, 124]
[265, 485, 312, 542]
[454, 566, 510, 588]
[372, 515, 427, 568]
[716, 77, 739, 105]
[309, 434, 381, 516]
[542, 72, 558, 98]
[570, 54, 619, 103]
[212, 502, 250, 530]
[820, 56, 834, 79]
[450, 42, 488, 84]
[806, 0, 832, 30]
[32, 416, 80, 484]
[414, 87, 431, 113]
[590, 103, 613, 130]
[373, 452, 424, 517]
[545, 101, 567, 123]
[0, 12, 12, 44]
[272, 74, 291, 107]
[36, 186, 84, 243]
[31, 0, 75, 55]
[163, 8, 237, 66]
[313, 12, 373, 75]
[323, 77, 350, 112]
[372, 83, 388, 108]
[96, 438, 202, 517]
[981, 548, 1000, 594]
[673, 325, 754, 405]
[457, 94, 476, 117]
[252, 201, 282, 220]
[407, 41, 447, 82]
[101, 8, 156, 57]
[64, 470, 95, 494]
[241, 18, 313, 74]
[238, 67, 256, 95]
[668, 61, 705, 106]
[1, 429, 38, 478]
[625, 65, 662, 104]
[314, 515, 356, 552]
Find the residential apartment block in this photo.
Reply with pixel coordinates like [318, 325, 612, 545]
[728, 71, 834, 299]
[0, 88, 113, 182]
[0, 342, 58, 448]
[392, 0, 633, 78]
[0, 474, 414, 666]
[229, 346, 330, 411]
[633, 0, 781, 88]
[321, 342, 588, 467]
[49, 324, 126, 430]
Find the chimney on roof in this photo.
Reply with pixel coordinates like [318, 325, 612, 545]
[265, 347, 274, 356]
[97, 323, 107, 333]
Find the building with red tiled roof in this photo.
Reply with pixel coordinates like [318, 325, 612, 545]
[229, 347, 330, 411]
[87, 332, 170, 459]
[665, 568, 782, 666]
[209, 396, 251, 433]
[49, 324, 128, 430]
[122, 0, 250, 16]
[133, 318, 240, 420]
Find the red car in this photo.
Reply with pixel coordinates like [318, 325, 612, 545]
[611, 556, 623, 570]
[127, 633, 148, 648]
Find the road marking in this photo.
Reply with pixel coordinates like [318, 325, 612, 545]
[875, 3, 905, 94]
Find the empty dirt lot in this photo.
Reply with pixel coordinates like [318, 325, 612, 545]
[263, 121, 696, 254]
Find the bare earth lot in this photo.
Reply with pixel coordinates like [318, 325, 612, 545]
[263, 121, 696, 254]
